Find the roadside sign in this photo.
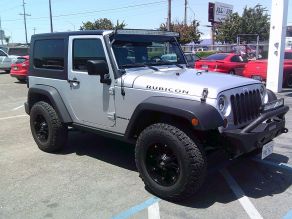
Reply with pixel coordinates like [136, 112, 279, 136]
[214, 2, 233, 23]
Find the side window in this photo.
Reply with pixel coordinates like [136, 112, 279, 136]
[33, 39, 64, 70]
[230, 55, 243, 62]
[0, 50, 7, 56]
[73, 39, 106, 72]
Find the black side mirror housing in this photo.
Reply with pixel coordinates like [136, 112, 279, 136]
[87, 60, 111, 85]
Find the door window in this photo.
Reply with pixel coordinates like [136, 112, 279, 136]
[73, 39, 106, 72]
[231, 55, 243, 62]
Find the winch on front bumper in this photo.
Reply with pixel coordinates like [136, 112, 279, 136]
[222, 99, 289, 158]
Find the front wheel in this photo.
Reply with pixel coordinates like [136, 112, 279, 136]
[30, 101, 68, 153]
[135, 123, 207, 201]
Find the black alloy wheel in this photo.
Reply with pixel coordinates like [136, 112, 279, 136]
[146, 143, 180, 187]
[34, 114, 49, 143]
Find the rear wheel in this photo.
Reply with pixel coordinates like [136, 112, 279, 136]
[17, 78, 26, 83]
[229, 70, 235, 75]
[30, 101, 67, 153]
[285, 74, 292, 88]
[135, 123, 207, 201]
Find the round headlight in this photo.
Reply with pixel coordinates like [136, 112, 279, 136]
[259, 85, 267, 103]
[218, 96, 226, 113]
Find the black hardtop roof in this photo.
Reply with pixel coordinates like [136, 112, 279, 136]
[31, 29, 179, 40]
[31, 30, 108, 39]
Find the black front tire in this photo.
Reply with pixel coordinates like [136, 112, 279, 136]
[135, 123, 207, 201]
[30, 101, 68, 153]
[5, 70, 10, 73]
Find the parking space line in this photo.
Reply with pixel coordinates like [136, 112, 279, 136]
[283, 210, 292, 219]
[220, 169, 263, 219]
[0, 115, 27, 121]
[12, 105, 24, 111]
[112, 197, 160, 219]
[251, 158, 292, 172]
[148, 202, 160, 219]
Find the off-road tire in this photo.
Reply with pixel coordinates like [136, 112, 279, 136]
[30, 101, 67, 153]
[135, 123, 207, 201]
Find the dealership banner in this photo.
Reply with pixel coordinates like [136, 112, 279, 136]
[214, 2, 233, 23]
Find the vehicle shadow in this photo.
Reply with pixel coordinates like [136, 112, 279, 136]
[181, 154, 291, 208]
[61, 130, 136, 171]
[61, 130, 291, 208]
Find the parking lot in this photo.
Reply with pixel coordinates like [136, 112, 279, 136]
[0, 71, 291, 219]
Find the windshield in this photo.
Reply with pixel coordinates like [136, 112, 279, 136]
[112, 38, 186, 69]
[8, 48, 29, 56]
[204, 53, 228, 60]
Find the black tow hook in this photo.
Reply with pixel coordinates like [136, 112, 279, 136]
[282, 128, 288, 133]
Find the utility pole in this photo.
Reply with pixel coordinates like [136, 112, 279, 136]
[20, 0, 31, 44]
[0, 17, 3, 45]
[167, 0, 171, 31]
[33, 27, 36, 35]
[184, 0, 187, 25]
[49, 0, 53, 32]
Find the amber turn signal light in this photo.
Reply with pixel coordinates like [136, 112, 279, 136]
[191, 118, 199, 126]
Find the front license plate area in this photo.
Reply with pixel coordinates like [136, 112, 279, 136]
[202, 65, 208, 69]
[261, 141, 274, 160]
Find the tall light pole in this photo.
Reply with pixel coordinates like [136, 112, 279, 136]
[20, 0, 30, 44]
[167, 0, 171, 31]
[49, 0, 53, 32]
[184, 0, 187, 25]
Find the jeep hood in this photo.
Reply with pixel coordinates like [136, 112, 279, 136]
[122, 67, 261, 98]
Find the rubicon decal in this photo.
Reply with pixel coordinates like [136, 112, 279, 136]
[146, 85, 189, 94]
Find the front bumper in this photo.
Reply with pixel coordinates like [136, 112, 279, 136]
[222, 104, 289, 157]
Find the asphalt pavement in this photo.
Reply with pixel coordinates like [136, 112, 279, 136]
[0, 71, 291, 219]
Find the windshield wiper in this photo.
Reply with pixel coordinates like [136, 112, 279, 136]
[121, 63, 159, 71]
[148, 60, 184, 69]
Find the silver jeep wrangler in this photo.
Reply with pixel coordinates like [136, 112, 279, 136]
[25, 29, 289, 201]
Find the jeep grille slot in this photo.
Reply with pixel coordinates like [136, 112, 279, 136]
[230, 89, 261, 125]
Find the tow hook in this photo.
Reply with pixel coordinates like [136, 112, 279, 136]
[282, 128, 288, 133]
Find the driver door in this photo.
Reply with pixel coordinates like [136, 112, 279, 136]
[64, 35, 116, 128]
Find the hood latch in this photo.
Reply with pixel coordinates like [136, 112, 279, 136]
[201, 88, 208, 102]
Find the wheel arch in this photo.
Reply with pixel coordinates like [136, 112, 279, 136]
[27, 85, 72, 124]
[124, 96, 224, 141]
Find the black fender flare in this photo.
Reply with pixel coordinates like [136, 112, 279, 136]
[26, 85, 72, 123]
[125, 96, 224, 139]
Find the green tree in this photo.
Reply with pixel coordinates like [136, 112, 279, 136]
[216, 5, 270, 43]
[80, 18, 126, 30]
[159, 19, 201, 44]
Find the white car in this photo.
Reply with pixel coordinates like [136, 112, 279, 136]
[0, 47, 29, 73]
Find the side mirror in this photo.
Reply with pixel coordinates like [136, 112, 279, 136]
[87, 60, 111, 85]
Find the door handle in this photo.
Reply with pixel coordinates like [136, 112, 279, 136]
[68, 78, 80, 87]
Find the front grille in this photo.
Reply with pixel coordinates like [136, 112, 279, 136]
[230, 89, 262, 125]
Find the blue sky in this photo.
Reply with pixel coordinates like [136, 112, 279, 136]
[0, 0, 291, 43]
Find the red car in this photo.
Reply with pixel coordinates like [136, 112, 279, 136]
[194, 53, 247, 75]
[10, 56, 29, 82]
[242, 50, 292, 87]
